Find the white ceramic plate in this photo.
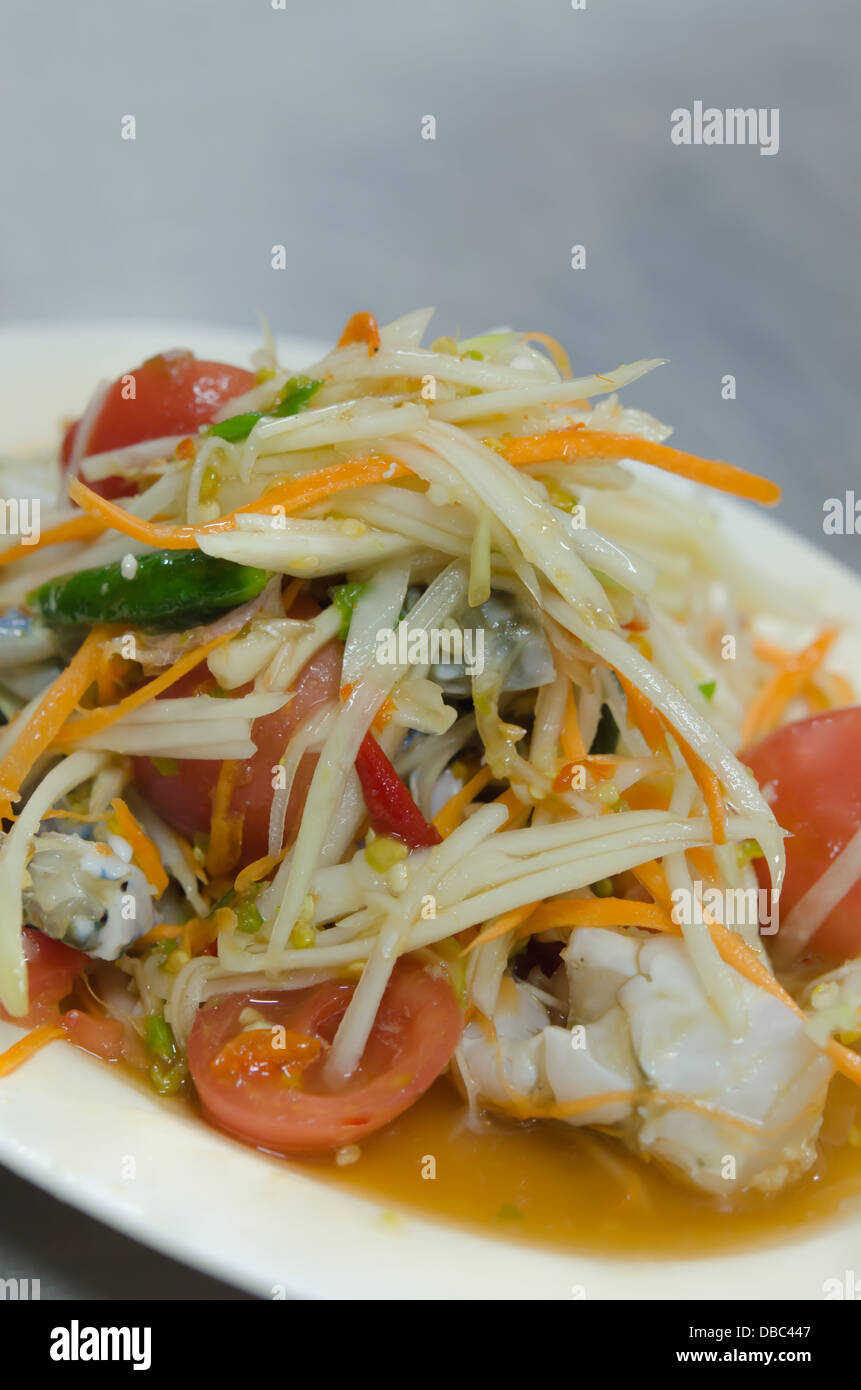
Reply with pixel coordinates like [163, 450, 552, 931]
[1, 320, 861, 1301]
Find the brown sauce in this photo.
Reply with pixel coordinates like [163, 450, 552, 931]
[316, 1075, 861, 1256]
[113, 1009, 861, 1257]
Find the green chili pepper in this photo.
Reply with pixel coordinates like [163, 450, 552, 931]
[208, 376, 323, 442]
[149, 1058, 187, 1096]
[235, 898, 263, 934]
[329, 578, 416, 642]
[145, 1012, 176, 1062]
[330, 581, 366, 640]
[145, 1015, 188, 1093]
[273, 375, 323, 417]
[208, 411, 263, 442]
[30, 550, 270, 632]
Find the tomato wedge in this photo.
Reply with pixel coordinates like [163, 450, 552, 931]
[744, 706, 861, 962]
[61, 351, 255, 499]
[0, 928, 88, 1027]
[132, 630, 342, 868]
[188, 959, 463, 1153]
[60, 1010, 126, 1061]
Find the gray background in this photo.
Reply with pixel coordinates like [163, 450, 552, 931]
[0, 0, 858, 1299]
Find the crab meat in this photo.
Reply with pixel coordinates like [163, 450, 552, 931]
[460, 928, 832, 1195]
[23, 830, 154, 960]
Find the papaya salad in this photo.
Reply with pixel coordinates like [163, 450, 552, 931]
[1, 307, 860, 1210]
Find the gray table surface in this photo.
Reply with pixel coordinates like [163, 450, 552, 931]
[0, 0, 858, 1299]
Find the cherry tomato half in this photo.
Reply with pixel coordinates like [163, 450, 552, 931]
[744, 707, 861, 962]
[61, 351, 255, 498]
[60, 1010, 126, 1062]
[188, 959, 463, 1153]
[132, 632, 343, 868]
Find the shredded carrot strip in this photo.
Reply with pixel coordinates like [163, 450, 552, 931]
[802, 682, 830, 712]
[616, 674, 667, 754]
[687, 846, 720, 885]
[108, 797, 169, 896]
[632, 859, 674, 910]
[492, 786, 529, 829]
[0, 1023, 66, 1077]
[432, 766, 493, 838]
[529, 1086, 791, 1132]
[500, 427, 781, 506]
[626, 630, 653, 661]
[0, 514, 105, 568]
[530, 1090, 640, 1122]
[140, 920, 199, 955]
[812, 671, 855, 707]
[0, 626, 108, 819]
[521, 1087, 765, 1130]
[816, 1034, 861, 1084]
[337, 311, 381, 354]
[52, 633, 227, 748]
[337, 683, 394, 730]
[68, 456, 410, 551]
[552, 761, 578, 793]
[705, 916, 861, 1086]
[234, 848, 288, 896]
[554, 755, 622, 792]
[174, 829, 207, 884]
[754, 638, 790, 664]
[281, 577, 303, 615]
[673, 731, 727, 845]
[186, 909, 229, 956]
[96, 650, 129, 706]
[742, 628, 839, 745]
[96, 652, 116, 707]
[371, 697, 395, 732]
[140, 919, 204, 955]
[62, 478, 187, 550]
[616, 673, 726, 843]
[696, 762, 726, 845]
[560, 683, 586, 761]
[519, 332, 573, 379]
[524, 897, 676, 937]
[754, 639, 854, 716]
[135, 922, 183, 947]
[461, 901, 542, 956]
[137, 911, 224, 957]
[206, 760, 244, 877]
